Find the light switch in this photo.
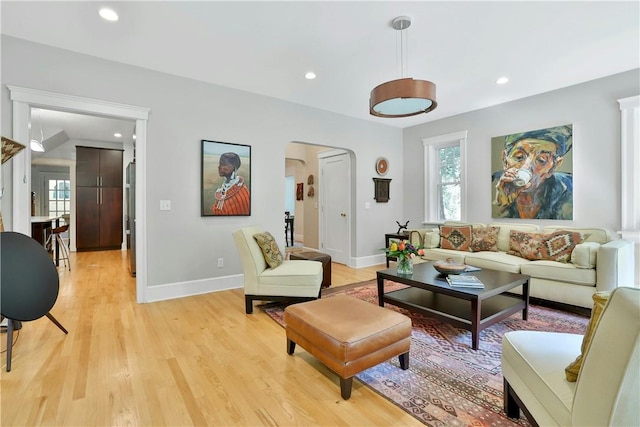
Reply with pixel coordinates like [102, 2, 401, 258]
[160, 200, 171, 211]
[365, 202, 371, 209]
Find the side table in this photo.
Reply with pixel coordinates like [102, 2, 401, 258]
[384, 232, 410, 268]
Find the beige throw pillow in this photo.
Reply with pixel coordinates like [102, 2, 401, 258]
[253, 232, 283, 269]
[565, 291, 611, 382]
[423, 229, 441, 248]
[571, 242, 600, 269]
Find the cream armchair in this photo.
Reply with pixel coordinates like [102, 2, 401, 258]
[502, 286, 640, 426]
[232, 226, 323, 314]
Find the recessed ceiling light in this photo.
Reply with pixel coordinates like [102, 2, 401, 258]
[305, 72, 317, 80]
[496, 76, 509, 85]
[99, 8, 119, 22]
[114, 133, 122, 138]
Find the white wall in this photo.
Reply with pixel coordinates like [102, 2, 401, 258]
[1, 36, 402, 299]
[403, 69, 640, 235]
[4, 36, 636, 300]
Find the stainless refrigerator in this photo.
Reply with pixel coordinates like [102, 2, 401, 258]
[126, 162, 136, 277]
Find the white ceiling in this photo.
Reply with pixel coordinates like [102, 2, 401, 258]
[32, 109, 135, 144]
[27, 109, 135, 160]
[2, 1, 639, 138]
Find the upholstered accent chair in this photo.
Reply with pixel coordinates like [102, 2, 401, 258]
[502, 286, 640, 426]
[232, 226, 323, 314]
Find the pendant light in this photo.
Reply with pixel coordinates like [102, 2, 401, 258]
[370, 16, 437, 118]
[30, 109, 45, 152]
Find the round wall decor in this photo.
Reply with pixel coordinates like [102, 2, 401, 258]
[375, 157, 389, 176]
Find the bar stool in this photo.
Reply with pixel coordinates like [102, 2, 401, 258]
[285, 211, 294, 246]
[45, 224, 70, 271]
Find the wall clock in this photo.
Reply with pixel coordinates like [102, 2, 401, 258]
[375, 157, 389, 176]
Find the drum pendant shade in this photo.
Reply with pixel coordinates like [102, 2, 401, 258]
[369, 16, 437, 118]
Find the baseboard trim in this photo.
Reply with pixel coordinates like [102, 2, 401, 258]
[145, 274, 244, 303]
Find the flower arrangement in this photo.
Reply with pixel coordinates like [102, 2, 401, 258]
[384, 239, 425, 275]
[385, 239, 425, 261]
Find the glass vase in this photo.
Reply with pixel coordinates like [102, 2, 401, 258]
[396, 255, 413, 275]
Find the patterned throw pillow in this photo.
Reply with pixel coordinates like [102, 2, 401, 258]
[565, 291, 611, 381]
[508, 230, 584, 263]
[470, 226, 500, 252]
[253, 232, 283, 268]
[542, 230, 586, 262]
[439, 225, 472, 251]
[508, 231, 541, 259]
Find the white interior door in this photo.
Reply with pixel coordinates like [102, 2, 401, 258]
[319, 152, 350, 265]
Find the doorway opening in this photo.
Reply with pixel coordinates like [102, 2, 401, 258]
[8, 85, 150, 303]
[29, 107, 135, 256]
[285, 141, 354, 266]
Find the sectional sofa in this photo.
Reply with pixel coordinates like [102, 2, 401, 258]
[407, 222, 635, 309]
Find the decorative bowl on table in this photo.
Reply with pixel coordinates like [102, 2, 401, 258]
[433, 259, 467, 275]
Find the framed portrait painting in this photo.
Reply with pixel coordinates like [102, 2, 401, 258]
[201, 140, 251, 216]
[490, 124, 573, 220]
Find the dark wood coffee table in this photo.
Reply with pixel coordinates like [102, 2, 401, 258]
[377, 261, 530, 350]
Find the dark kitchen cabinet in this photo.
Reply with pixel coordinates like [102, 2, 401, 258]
[76, 147, 123, 251]
[76, 147, 123, 188]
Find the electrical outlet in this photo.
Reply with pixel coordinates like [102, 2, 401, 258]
[160, 200, 171, 211]
[217, 258, 224, 268]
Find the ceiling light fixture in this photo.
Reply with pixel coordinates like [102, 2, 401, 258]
[496, 76, 509, 85]
[114, 133, 122, 138]
[370, 16, 437, 118]
[99, 8, 119, 22]
[305, 72, 317, 80]
[30, 109, 45, 152]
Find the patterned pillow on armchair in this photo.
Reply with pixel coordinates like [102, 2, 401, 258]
[253, 232, 284, 268]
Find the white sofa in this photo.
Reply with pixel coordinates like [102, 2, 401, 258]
[407, 222, 635, 309]
[501, 286, 640, 426]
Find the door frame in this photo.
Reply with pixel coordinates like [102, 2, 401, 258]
[8, 85, 150, 303]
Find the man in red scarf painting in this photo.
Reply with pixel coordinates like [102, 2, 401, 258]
[212, 152, 250, 215]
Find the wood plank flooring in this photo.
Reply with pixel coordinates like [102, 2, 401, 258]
[1, 250, 420, 426]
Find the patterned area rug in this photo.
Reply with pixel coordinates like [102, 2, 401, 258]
[261, 280, 589, 426]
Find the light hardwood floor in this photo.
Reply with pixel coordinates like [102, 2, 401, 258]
[1, 250, 421, 426]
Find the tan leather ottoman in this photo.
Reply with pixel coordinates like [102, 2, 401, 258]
[284, 295, 411, 399]
[289, 251, 332, 288]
